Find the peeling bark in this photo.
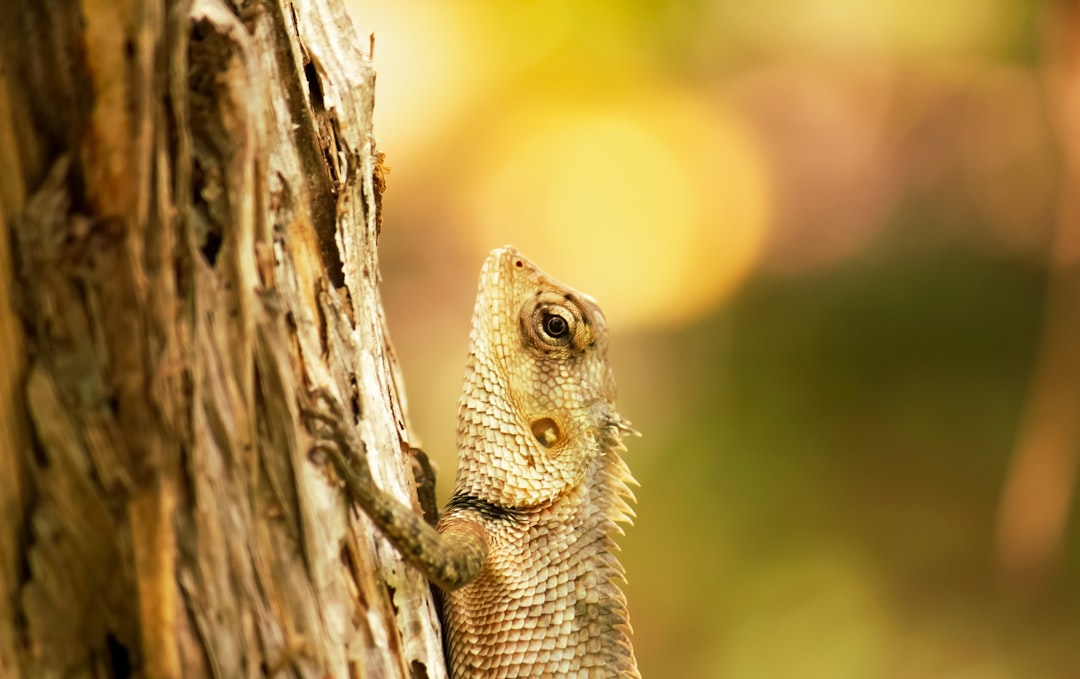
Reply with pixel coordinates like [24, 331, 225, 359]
[0, 1, 445, 677]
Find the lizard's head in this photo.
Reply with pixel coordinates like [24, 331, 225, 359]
[454, 246, 633, 508]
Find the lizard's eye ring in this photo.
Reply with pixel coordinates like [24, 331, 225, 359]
[526, 301, 580, 349]
[534, 306, 575, 345]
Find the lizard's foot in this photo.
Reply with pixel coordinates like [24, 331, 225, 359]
[302, 387, 369, 472]
[302, 388, 379, 518]
[301, 386, 349, 427]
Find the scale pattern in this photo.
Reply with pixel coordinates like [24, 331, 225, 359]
[440, 247, 640, 678]
[309, 247, 640, 678]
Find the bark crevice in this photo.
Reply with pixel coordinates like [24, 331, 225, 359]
[0, 1, 446, 677]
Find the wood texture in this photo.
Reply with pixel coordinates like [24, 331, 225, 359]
[0, 1, 445, 677]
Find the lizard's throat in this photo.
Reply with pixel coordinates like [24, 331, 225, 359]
[454, 399, 599, 508]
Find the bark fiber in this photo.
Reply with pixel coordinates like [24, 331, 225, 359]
[0, 1, 445, 677]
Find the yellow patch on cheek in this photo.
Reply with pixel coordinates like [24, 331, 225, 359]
[530, 417, 562, 448]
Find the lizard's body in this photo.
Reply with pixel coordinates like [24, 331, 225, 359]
[440, 447, 637, 677]
[310, 247, 640, 678]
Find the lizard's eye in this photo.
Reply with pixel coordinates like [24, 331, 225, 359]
[542, 313, 569, 339]
[524, 300, 583, 350]
[535, 306, 575, 345]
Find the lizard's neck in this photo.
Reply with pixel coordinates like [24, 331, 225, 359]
[443, 426, 641, 679]
[453, 357, 608, 508]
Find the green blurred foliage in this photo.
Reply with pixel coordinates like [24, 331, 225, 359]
[356, 0, 1078, 675]
[618, 242, 1076, 676]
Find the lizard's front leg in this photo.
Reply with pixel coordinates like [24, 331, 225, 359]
[304, 390, 487, 591]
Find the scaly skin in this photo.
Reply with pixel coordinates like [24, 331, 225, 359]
[309, 247, 640, 678]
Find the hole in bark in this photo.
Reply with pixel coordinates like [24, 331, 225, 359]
[409, 660, 431, 679]
[304, 60, 325, 111]
[350, 376, 362, 419]
[386, 583, 399, 614]
[200, 227, 222, 265]
[106, 633, 132, 678]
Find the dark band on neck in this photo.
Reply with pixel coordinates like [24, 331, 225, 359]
[446, 493, 523, 523]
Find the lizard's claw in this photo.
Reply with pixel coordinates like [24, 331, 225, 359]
[302, 387, 356, 442]
[302, 387, 370, 478]
[302, 386, 348, 423]
[302, 389, 348, 446]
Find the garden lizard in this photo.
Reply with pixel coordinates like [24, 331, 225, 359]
[309, 246, 641, 678]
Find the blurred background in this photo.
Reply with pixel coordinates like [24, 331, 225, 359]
[347, 1, 1080, 676]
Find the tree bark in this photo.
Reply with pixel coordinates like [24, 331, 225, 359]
[0, 1, 445, 677]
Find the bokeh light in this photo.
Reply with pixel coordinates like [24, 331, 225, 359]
[349, 1, 1078, 676]
[467, 94, 769, 327]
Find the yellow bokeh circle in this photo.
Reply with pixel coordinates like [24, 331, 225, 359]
[467, 90, 771, 329]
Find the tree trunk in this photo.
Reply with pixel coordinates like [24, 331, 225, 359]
[0, 1, 445, 677]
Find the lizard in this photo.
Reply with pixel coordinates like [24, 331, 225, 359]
[307, 246, 641, 678]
